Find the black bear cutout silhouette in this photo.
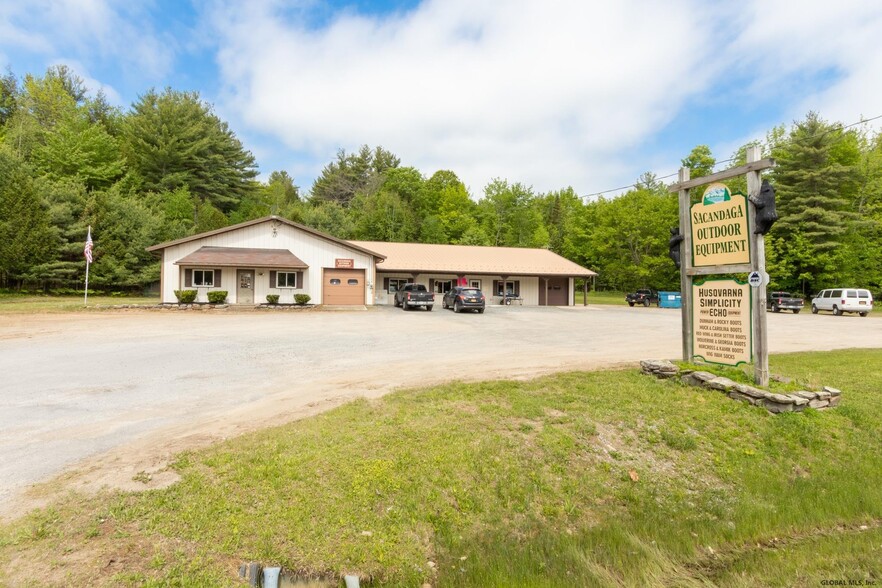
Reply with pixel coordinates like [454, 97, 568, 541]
[749, 179, 778, 235]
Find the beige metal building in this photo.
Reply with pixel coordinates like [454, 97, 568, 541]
[148, 216, 597, 306]
[351, 241, 597, 306]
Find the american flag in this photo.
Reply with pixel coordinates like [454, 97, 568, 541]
[84, 227, 93, 264]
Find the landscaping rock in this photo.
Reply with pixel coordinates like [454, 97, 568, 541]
[707, 376, 737, 391]
[691, 371, 718, 383]
[764, 400, 794, 413]
[640, 360, 679, 377]
[640, 359, 842, 415]
[680, 373, 699, 387]
[728, 391, 760, 405]
[733, 384, 770, 399]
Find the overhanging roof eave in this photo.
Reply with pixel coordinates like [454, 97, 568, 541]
[375, 267, 597, 277]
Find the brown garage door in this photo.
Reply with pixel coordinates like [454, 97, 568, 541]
[322, 269, 365, 305]
[546, 277, 569, 306]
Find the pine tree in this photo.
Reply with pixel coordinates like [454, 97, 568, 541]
[123, 88, 258, 212]
[770, 112, 860, 292]
[0, 146, 54, 287]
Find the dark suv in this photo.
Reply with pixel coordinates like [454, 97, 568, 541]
[442, 287, 486, 313]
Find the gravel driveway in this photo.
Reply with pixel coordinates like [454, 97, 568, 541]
[1, 304, 879, 517]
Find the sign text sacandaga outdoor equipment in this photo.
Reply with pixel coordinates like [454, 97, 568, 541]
[691, 183, 750, 267]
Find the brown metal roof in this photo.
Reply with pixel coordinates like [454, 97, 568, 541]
[146, 215, 385, 260]
[349, 241, 597, 277]
[174, 246, 308, 269]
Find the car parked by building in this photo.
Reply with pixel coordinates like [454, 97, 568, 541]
[811, 288, 874, 317]
[442, 287, 486, 313]
[767, 291, 804, 314]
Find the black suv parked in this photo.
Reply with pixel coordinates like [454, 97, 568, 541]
[442, 287, 486, 313]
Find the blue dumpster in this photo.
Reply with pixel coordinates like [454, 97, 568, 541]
[658, 291, 682, 308]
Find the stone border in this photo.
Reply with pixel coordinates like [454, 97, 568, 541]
[640, 359, 841, 413]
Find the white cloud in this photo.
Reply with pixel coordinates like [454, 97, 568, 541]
[728, 0, 882, 132]
[0, 0, 175, 81]
[210, 0, 715, 195]
[10, 0, 879, 196]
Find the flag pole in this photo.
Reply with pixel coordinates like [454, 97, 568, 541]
[84, 257, 90, 306]
[84, 226, 92, 306]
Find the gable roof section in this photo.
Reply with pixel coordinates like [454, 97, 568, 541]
[175, 247, 308, 269]
[349, 241, 597, 277]
[146, 216, 385, 260]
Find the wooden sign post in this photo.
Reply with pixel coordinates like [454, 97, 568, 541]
[670, 146, 774, 386]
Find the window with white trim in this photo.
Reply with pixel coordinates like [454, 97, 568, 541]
[470, 279, 482, 290]
[434, 280, 453, 294]
[193, 269, 214, 287]
[496, 280, 519, 296]
[277, 272, 299, 288]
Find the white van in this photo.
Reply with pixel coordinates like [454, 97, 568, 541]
[811, 288, 874, 316]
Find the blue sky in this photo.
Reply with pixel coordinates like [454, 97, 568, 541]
[2, 0, 881, 198]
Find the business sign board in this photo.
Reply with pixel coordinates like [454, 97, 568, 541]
[692, 278, 751, 366]
[691, 183, 750, 267]
[335, 258, 354, 268]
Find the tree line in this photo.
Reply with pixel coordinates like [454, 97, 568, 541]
[1, 66, 880, 296]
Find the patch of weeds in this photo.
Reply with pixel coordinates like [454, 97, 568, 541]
[84, 521, 100, 539]
[660, 429, 698, 451]
[132, 471, 152, 484]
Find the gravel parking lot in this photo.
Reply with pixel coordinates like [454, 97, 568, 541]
[1, 304, 879, 517]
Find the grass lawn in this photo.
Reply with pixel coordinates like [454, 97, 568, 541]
[0, 294, 159, 313]
[577, 290, 882, 316]
[577, 290, 629, 305]
[1, 350, 881, 587]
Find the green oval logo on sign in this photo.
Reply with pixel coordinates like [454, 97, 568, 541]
[702, 182, 731, 205]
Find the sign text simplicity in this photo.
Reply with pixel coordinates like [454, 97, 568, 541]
[692, 279, 751, 366]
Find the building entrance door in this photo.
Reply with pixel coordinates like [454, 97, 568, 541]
[237, 269, 254, 304]
[546, 277, 568, 305]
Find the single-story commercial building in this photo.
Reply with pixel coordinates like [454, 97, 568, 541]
[349, 240, 597, 306]
[147, 216, 597, 306]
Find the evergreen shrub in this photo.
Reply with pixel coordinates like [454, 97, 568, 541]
[174, 289, 197, 303]
[207, 290, 228, 304]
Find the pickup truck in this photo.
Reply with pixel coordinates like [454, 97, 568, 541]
[625, 289, 659, 307]
[767, 291, 803, 314]
[394, 283, 435, 311]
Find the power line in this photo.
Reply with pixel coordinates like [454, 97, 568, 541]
[579, 113, 882, 200]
